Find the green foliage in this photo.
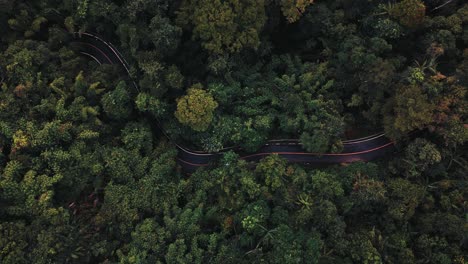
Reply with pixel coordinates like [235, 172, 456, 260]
[31, 17, 47, 32]
[280, 0, 314, 23]
[260, 225, 321, 264]
[386, 178, 424, 221]
[0, 222, 28, 264]
[373, 18, 403, 39]
[388, 0, 426, 28]
[196, 55, 345, 152]
[347, 230, 383, 264]
[101, 81, 133, 120]
[7, 10, 31, 33]
[175, 84, 218, 131]
[408, 67, 425, 84]
[0, 1, 466, 263]
[121, 122, 153, 154]
[255, 154, 287, 191]
[77, 0, 90, 20]
[64, 16, 75, 33]
[165, 65, 184, 90]
[135, 92, 166, 118]
[177, 0, 266, 54]
[148, 15, 182, 56]
[383, 85, 435, 138]
[310, 171, 344, 200]
[399, 138, 442, 178]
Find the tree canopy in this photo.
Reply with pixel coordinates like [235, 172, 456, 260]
[0, 0, 466, 263]
[175, 84, 218, 132]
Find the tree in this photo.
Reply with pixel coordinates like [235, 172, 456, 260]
[431, 84, 468, 147]
[148, 14, 182, 56]
[279, 0, 314, 23]
[350, 176, 387, 211]
[1, 1, 467, 263]
[255, 154, 287, 191]
[7, 9, 31, 34]
[300, 131, 330, 153]
[310, 171, 344, 200]
[121, 122, 153, 155]
[176, 0, 266, 54]
[383, 85, 434, 139]
[372, 18, 403, 40]
[388, 0, 426, 28]
[0, 222, 28, 264]
[165, 65, 184, 90]
[135, 92, 167, 118]
[136, 51, 166, 97]
[116, 218, 167, 263]
[386, 178, 424, 222]
[262, 225, 321, 264]
[175, 84, 218, 131]
[347, 230, 383, 264]
[399, 138, 441, 178]
[101, 81, 133, 120]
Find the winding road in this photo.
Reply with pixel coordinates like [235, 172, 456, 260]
[71, 32, 396, 172]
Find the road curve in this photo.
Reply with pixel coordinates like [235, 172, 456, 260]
[70, 32, 396, 172]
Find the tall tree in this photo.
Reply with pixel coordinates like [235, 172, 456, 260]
[383, 85, 434, 139]
[101, 81, 133, 120]
[176, 0, 266, 54]
[279, 0, 314, 23]
[175, 84, 218, 132]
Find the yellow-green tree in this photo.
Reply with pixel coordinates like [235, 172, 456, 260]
[176, 0, 266, 54]
[280, 0, 314, 23]
[175, 84, 218, 131]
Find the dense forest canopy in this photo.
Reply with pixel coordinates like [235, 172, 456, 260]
[0, 0, 467, 263]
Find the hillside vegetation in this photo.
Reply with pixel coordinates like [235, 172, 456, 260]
[0, 0, 467, 263]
